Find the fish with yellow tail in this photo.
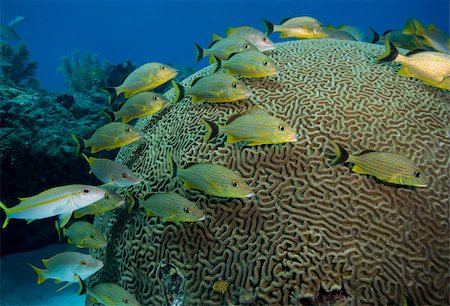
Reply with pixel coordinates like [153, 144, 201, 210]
[58, 221, 107, 248]
[29, 252, 103, 294]
[103, 91, 169, 124]
[102, 62, 177, 104]
[403, 19, 450, 54]
[169, 155, 254, 198]
[0, 184, 106, 228]
[262, 16, 328, 39]
[225, 26, 276, 52]
[193, 35, 257, 63]
[72, 122, 142, 156]
[138, 192, 205, 222]
[202, 105, 298, 146]
[212, 51, 277, 78]
[376, 40, 450, 90]
[74, 189, 125, 218]
[171, 73, 251, 103]
[87, 282, 140, 306]
[331, 142, 427, 187]
[81, 154, 140, 187]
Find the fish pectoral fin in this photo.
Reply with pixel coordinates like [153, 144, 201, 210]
[191, 96, 204, 103]
[58, 212, 72, 228]
[183, 180, 195, 189]
[398, 67, 413, 78]
[26, 220, 34, 224]
[90, 296, 99, 303]
[226, 134, 240, 144]
[41, 259, 49, 268]
[56, 281, 74, 292]
[145, 209, 156, 217]
[351, 164, 368, 175]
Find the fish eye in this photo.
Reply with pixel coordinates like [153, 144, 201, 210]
[413, 171, 421, 178]
[123, 298, 130, 304]
[153, 96, 159, 100]
[89, 234, 95, 239]
[161, 65, 166, 70]
[262, 37, 268, 42]
[184, 208, 191, 213]
[125, 127, 132, 132]
[231, 181, 239, 188]
[243, 44, 250, 49]
[263, 60, 268, 66]
[279, 125, 285, 131]
[80, 260, 87, 266]
[231, 83, 237, 88]
[82, 189, 90, 194]
[122, 172, 129, 178]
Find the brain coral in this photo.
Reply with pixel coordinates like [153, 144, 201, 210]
[87, 40, 449, 305]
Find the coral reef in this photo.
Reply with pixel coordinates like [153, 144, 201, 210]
[0, 42, 38, 86]
[89, 40, 449, 305]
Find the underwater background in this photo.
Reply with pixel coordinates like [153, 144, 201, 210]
[1, 0, 449, 305]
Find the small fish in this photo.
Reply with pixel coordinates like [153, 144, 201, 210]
[403, 19, 450, 54]
[0, 185, 106, 228]
[0, 24, 21, 40]
[29, 252, 103, 294]
[331, 142, 428, 187]
[376, 40, 450, 90]
[324, 26, 357, 41]
[102, 62, 177, 104]
[337, 25, 368, 42]
[212, 50, 277, 78]
[193, 35, 258, 63]
[378, 29, 426, 50]
[262, 16, 328, 39]
[87, 283, 140, 306]
[74, 189, 125, 218]
[225, 26, 276, 52]
[81, 154, 140, 187]
[169, 155, 254, 198]
[139, 192, 205, 222]
[202, 105, 298, 146]
[105, 92, 169, 123]
[61, 221, 107, 248]
[7, 16, 26, 27]
[172, 73, 251, 103]
[72, 122, 142, 156]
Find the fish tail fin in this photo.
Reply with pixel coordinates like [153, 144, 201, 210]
[376, 40, 398, 63]
[171, 80, 185, 103]
[29, 264, 47, 284]
[0, 201, 10, 228]
[80, 153, 94, 171]
[100, 87, 117, 105]
[402, 19, 417, 35]
[261, 19, 274, 35]
[331, 142, 349, 165]
[193, 43, 204, 63]
[211, 56, 222, 73]
[201, 119, 220, 142]
[71, 134, 85, 158]
[413, 19, 425, 36]
[168, 153, 178, 178]
[368, 27, 380, 43]
[101, 109, 115, 122]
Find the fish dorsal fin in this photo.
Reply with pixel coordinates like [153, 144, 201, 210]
[280, 17, 293, 24]
[351, 164, 368, 175]
[382, 30, 394, 36]
[190, 76, 203, 87]
[87, 129, 96, 139]
[18, 196, 31, 202]
[226, 113, 243, 125]
[42, 259, 49, 268]
[406, 48, 427, 56]
[358, 149, 376, 155]
[145, 209, 156, 217]
[227, 105, 268, 125]
[184, 162, 197, 169]
[208, 39, 220, 49]
[142, 192, 153, 201]
[326, 24, 335, 30]
[226, 52, 239, 61]
[225, 27, 237, 36]
[211, 33, 223, 42]
[427, 24, 439, 32]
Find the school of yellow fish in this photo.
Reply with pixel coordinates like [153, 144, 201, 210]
[1, 15, 448, 305]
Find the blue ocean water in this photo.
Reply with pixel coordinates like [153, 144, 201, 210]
[1, 0, 449, 91]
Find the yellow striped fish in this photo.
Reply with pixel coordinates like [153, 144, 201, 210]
[72, 122, 142, 156]
[403, 19, 450, 54]
[29, 252, 103, 294]
[193, 35, 257, 63]
[102, 62, 177, 104]
[377, 40, 450, 90]
[202, 105, 298, 146]
[73, 189, 125, 218]
[81, 154, 140, 187]
[212, 50, 277, 78]
[262, 16, 328, 39]
[139, 192, 205, 222]
[225, 26, 276, 52]
[0, 185, 105, 228]
[171, 73, 251, 103]
[169, 155, 254, 198]
[331, 142, 427, 187]
[87, 282, 140, 306]
[61, 221, 107, 248]
[105, 92, 169, 123]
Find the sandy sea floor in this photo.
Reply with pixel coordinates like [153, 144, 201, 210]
[1, 244, 86, 306]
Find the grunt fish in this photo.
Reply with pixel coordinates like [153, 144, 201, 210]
[172, 73, 251, 103]
[404, 19, 450, 54]
[169, 155, 254, 198]
[60, 221, 107, 248]
[0, 185, 105, 228]
[74, 189, 125, 218]
[226, 26, 276, 52]
[193, 35, 257, 63]
[262, 16, 328, 39]
[202, 105, 298, 146]
[338, 25, 368, 42]
[331, 142, 428, 187]
[377, 40, 450, 90]
[324, 26, 357, 41]
[87, 283, 140, 306]
[212, 50, 277, 78]
[29, 252, 103, 294]
[72, 122, 142, 156]
[81, 154, 140, 187]
[139, 192, 205, 222]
